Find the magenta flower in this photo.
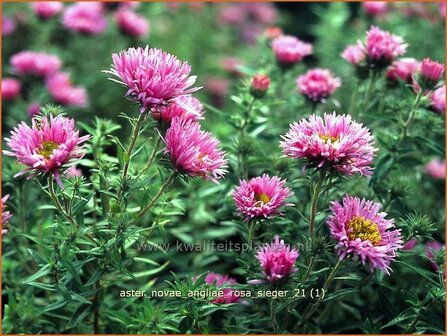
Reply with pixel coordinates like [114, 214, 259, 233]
[425, 241, 444, 272]
[233, 174, 293, 220]
[218, 4, 246, 25]
[250, 74, 270, 98]
[296, 69, 341, 103]
[3, 115, 90, 185]
[402, 238, 418, 251]
[362, 26, 407, 67]
[153, 95, 204, 124]
[164, 117, 227, 182]
[204, 273, 239, 304]
[363, 2, 388, 16]
[65, 165, 83, 178]
[27, 102, 41, 118]
[11, 51, 61, 77]
[327, 195, 403, 274]
[243, 2, 278, 25]
[1, 195, 12, 234]
[341, 44, 365, 66]
[387, 58, 421, 83]
[46, 72, 88, 108]
[62, 2, 107, 35]
[108, 46, 198, 112]
[429, 85, 445, 114]
[280, 113, 376, 176]
[2, 78, 21, 101]
[2, 15, 16, 36]
[425, 159, 445, 179]
[31, 2, 63, 20]
[271, 35, 313, 66]
[255, 236, 298, 284]
[420, 58, 444, 84]
[116, 9, 149, 37]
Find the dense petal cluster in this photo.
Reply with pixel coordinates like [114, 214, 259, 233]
[2, 78, 21, 101]
[62, 2, 107, 35]
[205, 273, 239, 304]
[420, 58, 444, 83]
[296, 68, 341, 102]
[109, 46, 198, 112]
[31, 2, 63, 20]
[3, 115, 90, 180]
[255, 236, 298, 283]
[425, 159, 445, 179]
[271, 35, 312, 65]
[327, 195, 403, 274]
[11, 51, 61, 77]
[164, 117, 227, 182]
[153, 95, 204, 123]
[341, 44, 365, 65]
[1, 195, 12, 234]
[430, 85, 446, 114]
[233, 174, 293, 220]
[387, 58, 421, 83]
[115, 9, 149, 37]
[46, 72, 88, 107]
[280, 113, 376, 176]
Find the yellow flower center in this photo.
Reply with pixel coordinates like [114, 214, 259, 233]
[38, 141, 59, 159]
[347, 216, 382, 245]
[319, 133, 339, 143]
[254, 192, 270, 206]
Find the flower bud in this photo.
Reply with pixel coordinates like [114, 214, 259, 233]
[250, 74, 270, 98]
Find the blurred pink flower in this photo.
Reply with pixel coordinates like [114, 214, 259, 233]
[327, 195, 403, 274]
[1, 194, 12, 234]
[233, 174, 293, 220]
[205, 76, 229, 107]
[239, 22, 264, 44]
[341, 44, 365, 65]
[116, 9, 149, 37]
[363, 2, 388, 16]
[65, 165, 83, 178]
[425, 159, 445, 179]
[32, 2, 63, 20]
[250, 74, 270, 98]
[386, 58, 421, 83]
[27, 102, 41, 118]
[402, 238, 418, 250]
[2, 15, 16, 36]
[221, 57, 244, 77]
[255, 236, 298, 284]
[46, 72, 88, 108]
[420, 58, 444, 83]
[272, 35, 313, 66]
[204, 273, 239, 304]
[153, 95, 204, 123]
[109, 46, 198, 112]
[429, 85, 445, 114]
[2, 78, 21, 101]
[62, 2, 107, 35]
[243, 2, 278, 25]
[11, 51, 61, 77]
[264, 26, 283, 40]
[164, 117, 227, 182]
[280, 113, 376, 176]
[4, 115, 90, 184]
[218, 4, 246, 25]
[296, 68, 341, 102]
[439, 2, 446, 18]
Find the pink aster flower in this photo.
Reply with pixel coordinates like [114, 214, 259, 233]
[362, 26, 407, 68]
[233, 174, 293, 220]
[387, 58, 421, 83]
[218, 4, 246, 26]
[164, 117, 227, 181]
[1, 195, 12, 234]
[363, 2, 388, 16]
[296, 69, 341, 103]
[152, 95, 204, 123]
[116, 9, 149, 37]
[402, 238, 418, 250]
[341, 44, 365, 65]
[280, 113, 376, 176]
[429, 85, 445, 114]
[254, 236, 298, 284]
[205, 273, 239, 304]
[425, 159, 445, 179]
[420, 58, 444, 83]
[327, 195, 403, 274]
[108, 46, 198, 113]
[27, 102, 41, 118]
[425, 241, 444, 272]
[264, 26, 283, 40]
[271, 35, 313, 66]
[65, 165, 83, 178]
[46, 72, 88, 107]
[62, 2, 107, 35]
[2, 78, 21, 101]
[3, 114, 90, 185]
[10, 51, 61, 77]
[31, 2, 63, 20]
[2, 15, 16, 36]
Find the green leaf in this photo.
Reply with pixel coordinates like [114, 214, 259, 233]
[22, 264, 51, 284]
[381, 309, 416, 329]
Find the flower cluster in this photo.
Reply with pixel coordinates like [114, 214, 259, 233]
[272, 35, 313, 67]
[11, 51, 61, 77]
[62, 2, 107, 35]
[296, 69, 341, 103]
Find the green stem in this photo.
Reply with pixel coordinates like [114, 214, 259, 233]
[348, 81, 359, 116]
[138, 135, 162, 178]
[137, 173, 177, 219]
[309, 175, 324, 238]
[400, 90, 423, 141]
[239, 96, 256, 179]
[48, 176, 75, 227]
[270, 296, 278, 332]
[303, 255, 316, 282]
[247, 219, 259, 244]
[122, 113, 146, 181]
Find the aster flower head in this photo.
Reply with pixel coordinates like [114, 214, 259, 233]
[429, 85, 445, 114]
[425, 159, 445, 179]
[341, 44, 365, 66]
[46, 72, 88, 107]
[204, 273, 239, 304]
[152, 94, 204, 124]
[27, 102, 41, 118]
[387, 58, 421, 83]
[280, 112, 376, 176]
[419, 58, 445, 90]
[255, 236, 298, 284]
[164, 117, 227, 182]
[271, 35, 313, 67]
[11, 51, 61, 77]
[3, 114, 90, 185]
[115, 9, 149, 37]
[2, 78, 21, 101]
[327, 195, 403, 274]
[32, 2, 63, 20]
[233, 174, 293, 220]
[1, 195, 12, 234]
[108, 46, 199, 113]
[363, 2, 388, 16]
[296, 68, 341, 103]
[62, 2, 107, 35]
[250, 74, 270, 98]
[2, 15, 16, 36]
